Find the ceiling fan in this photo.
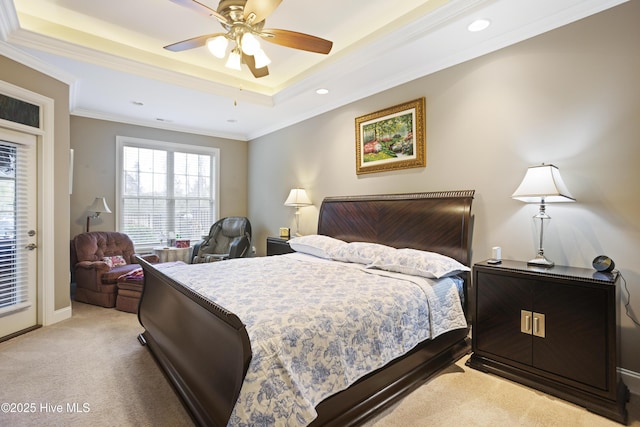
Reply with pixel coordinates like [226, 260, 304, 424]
[165, 0, 333, 78]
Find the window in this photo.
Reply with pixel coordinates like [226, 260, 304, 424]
[116, 136, 219, 251]
[0, 93, 40, 128]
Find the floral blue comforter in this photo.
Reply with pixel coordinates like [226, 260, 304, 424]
[157, 253, 467, 426]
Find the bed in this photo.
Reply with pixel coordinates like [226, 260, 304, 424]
[136, 190, 475, 426]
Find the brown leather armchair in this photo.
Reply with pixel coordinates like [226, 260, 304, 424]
[70, 231, 158, 308]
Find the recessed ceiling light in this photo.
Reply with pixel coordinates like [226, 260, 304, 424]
[316, 88, 329, 95]
[468, 19, 491, 32]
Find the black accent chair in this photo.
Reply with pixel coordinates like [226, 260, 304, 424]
[192, 217, 252, 263]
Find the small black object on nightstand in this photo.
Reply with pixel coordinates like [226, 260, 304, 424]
[266, 237, 294, 256]
[592, 255, 615, 272]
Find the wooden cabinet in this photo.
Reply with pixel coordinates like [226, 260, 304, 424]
[266, 237, 294, 256]
[467, 260, 628, 424]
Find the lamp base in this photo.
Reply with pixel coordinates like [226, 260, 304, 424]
[527, 254, 554, 268]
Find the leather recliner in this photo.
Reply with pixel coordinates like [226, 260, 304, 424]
[192, 217, 252, 263]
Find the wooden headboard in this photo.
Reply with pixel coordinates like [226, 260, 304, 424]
[317, 190, 475, 265]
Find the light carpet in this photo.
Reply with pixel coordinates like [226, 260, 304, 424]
[0, 301, 637, 426]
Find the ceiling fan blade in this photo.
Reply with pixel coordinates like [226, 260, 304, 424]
[170, 0, 228, 24]
[244, 0, 282, 24]
[164, 33, 225, 52]
[243, 53, 269, 78]
[261, 29, 333, 54]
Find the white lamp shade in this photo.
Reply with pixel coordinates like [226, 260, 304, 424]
[241, 32, 260, 56]
[89, 197, 111, 214]
[253, 48, 271, 68]
[207, 36, 228, 58]
[284, 189, 312, 207]
[225, 49, 242, 70]
[511, 164, 575, 203]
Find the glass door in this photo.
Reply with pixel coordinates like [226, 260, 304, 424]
[0, 128, 37, 339]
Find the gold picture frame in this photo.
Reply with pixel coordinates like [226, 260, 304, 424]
[355, 97, 426, 175]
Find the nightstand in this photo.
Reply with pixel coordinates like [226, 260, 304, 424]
[467, 260, 628, 423]
[266, 237, 294, 256]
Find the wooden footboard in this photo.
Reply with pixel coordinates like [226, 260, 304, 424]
[136, 257, 252, 426]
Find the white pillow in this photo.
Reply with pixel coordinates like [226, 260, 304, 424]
[288, 235, 348, 259]
[334, 241, 396, 265]
[368, 248, 470, 279]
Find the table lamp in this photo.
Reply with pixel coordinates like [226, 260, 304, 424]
[511, 164, 575, 267]
[86, 197, 111, 232]
[284, 188, 312, 237]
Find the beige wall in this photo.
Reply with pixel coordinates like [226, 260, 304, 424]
[70, 116, 248, 238]
[248, 2, 640, 372]
[1, 55, 71, 312]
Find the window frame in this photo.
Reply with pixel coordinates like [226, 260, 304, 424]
[115, 136, 220, 252]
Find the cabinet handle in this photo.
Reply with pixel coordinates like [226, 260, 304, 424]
[521, 310, 532, 334]
[520, 310, 545, 337]
[533, 312, 546, 338]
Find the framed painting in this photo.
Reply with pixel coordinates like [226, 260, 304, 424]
[355, 97, 425, 175]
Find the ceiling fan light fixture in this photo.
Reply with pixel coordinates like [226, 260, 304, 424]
[166, 0, 334, 79]
[253, 48, 271, 68]
[226, 48, 242, 70]
[207, 36, 228, 58]
[241, 32, 261, 56]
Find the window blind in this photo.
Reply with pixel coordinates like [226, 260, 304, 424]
[0, 141, 31, 312]
[118, 138, 218, 251]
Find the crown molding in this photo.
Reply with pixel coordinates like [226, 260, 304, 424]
[0, 0, 18, 40]
[0, 40, 77, 85]
[71, 108, 248, 142]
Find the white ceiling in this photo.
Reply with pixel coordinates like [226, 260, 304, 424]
[0, 0, 627, 141]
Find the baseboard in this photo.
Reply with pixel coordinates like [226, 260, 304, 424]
[620, 367, 640, 396]
[45, 304, 72, 325]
